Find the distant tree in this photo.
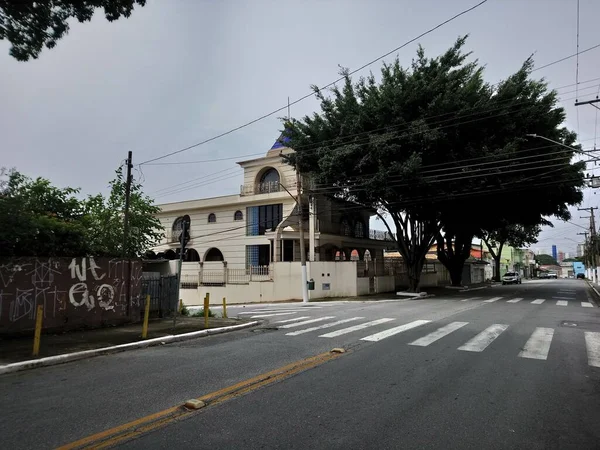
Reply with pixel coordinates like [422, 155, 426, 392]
[481, 222, 543, 281]
[85, 166, 163, 257]
[0, 0, 146, 61]
[0, 168, 91, 256]
[535, 253, 559, 266]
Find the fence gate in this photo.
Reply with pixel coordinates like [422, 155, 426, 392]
[141, 275, 179, 318]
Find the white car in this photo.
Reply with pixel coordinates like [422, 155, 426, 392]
[502, 272, 521, 285]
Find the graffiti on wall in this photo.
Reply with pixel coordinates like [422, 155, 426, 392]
[0, 257, 142, 334]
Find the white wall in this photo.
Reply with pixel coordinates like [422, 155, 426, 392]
[375, 276, 395, 293]
[357, 277, 370, 296]
[309, 261, 359, 298]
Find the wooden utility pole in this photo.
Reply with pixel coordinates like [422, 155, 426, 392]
[579, 207, 598, 267]
[123, 151, 133, 316]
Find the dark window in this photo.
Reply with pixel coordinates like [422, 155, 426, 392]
[234, 210, 243, 221]
[354, 221, 365, 238]
[258, 245, 271, 266]
[258, 204, 283, 235]
[185, 248, 201, 262]
[260, 168, 280, 184]
[205, 248, 224, 261]
[341, 219, 351, 236]
[208, 213, 216, 223]
[257, 168, 280, 194]
[283, 240, 294, 262]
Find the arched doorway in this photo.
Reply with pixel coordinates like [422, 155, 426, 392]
[204, 247, 224, 262]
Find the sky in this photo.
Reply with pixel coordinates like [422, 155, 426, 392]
[1, 0, 599, 254]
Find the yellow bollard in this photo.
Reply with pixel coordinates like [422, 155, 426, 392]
[179, 299, 183, 313]
[33, 305, 43, 357]
[142, 294, 151, 339]
[222, 297, 227, 319]
[204, 293, 210, 328]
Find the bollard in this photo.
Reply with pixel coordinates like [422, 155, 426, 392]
[33, 305, 43, 357]
[179, 299, 183, 314]
[204, 293, 210, 328]
[222, 297, 227, 319]
[142, 294, 151, 339]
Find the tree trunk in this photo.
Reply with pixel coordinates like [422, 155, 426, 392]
[448, 263, 464, 287]
[406, 255, 426, 293]
[437, 231, 474, 287]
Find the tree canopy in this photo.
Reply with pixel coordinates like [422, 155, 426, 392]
[0, 166, 163, 257]
[282, 36, 585, 290]
[0, 0, 146, 61]
[536, 254, 559, 266]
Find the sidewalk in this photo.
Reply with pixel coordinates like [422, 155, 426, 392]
[0, 316, 252, 365]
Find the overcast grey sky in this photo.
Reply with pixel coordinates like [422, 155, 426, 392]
[1, 0, 599, 253]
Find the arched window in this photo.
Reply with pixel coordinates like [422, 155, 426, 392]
[208, 213, 216, 223]
[354, 221, 365, 238]
[185, 248, 201, 262]
[205, 247, 224, 262]
[234, 210, 243, 221]
[172, 216, 184, 242]
[257, 168, 280, 194]
[341, 219, 352, 237]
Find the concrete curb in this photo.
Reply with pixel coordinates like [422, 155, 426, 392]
[0, 321, 259, 376]
[586, 281, 600, 306]
[458, 286, 491, 293]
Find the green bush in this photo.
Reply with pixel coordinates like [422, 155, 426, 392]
[180, 304, 190, 316]
[191, 308, 216, 318]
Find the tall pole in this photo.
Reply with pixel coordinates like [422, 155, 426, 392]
[174, 220, 187, 329]
[296, 167, 309, 303]
[123, 151, 133, 316]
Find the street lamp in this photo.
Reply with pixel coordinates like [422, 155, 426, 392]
[525, 134, 590, 157]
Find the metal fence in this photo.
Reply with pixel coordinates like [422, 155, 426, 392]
[197, 266, 272, 285]
[141, 275, 179, 318]
[180, 274, 199, 289]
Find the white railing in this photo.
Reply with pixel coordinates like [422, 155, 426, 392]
[240, 178, 296, 196]
[199, 265, 272, 285]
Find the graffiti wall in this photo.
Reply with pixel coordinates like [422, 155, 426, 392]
[0, 257, 142, 334]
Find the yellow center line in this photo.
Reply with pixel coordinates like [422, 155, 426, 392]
[56, 351, 344, 449]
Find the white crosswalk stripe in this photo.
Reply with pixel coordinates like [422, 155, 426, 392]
[531, 299, 545, 304]
[361, 320, 431, 342]
[553, 297, 573, 300]
[585, 332, 600, 368]
[274, 316, 310, 324]
[319, 318, 395, 338]
[483, 297, 502, 303]
[556, 300, 568, 306]
[409, 322, 469, 347]
[458, 324, 509, 352]
[279, 317, 336, 329]
[461, 297, 480, 302]
[507, 298, 523, 303]
[285, 317, 364, 336]
[250, 312, 298, 318]
[238, 309, 312, 315]
[582, 302, 594, 308]
[519, 328, 554, 360]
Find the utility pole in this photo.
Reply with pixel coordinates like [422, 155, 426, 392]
[174, 219, 188, 329]
[579, 206, 598, 271]
[296, 167, 309, 303]
[578, 231, 589, 266]
[123, 151, 133, 316]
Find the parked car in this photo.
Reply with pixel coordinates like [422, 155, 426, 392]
[502, 272, 522, 285]
[547, 272, 558, 279]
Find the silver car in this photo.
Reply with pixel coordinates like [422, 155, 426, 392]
[502, 272, 521, 285]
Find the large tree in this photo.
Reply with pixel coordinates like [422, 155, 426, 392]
[0, 0, 146, 61]
[282, 37, 585, 291]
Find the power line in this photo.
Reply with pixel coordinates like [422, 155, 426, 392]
[532, 43, 600, 72]
[138, 1, 491, 166]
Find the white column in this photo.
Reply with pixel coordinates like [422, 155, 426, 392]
[309, 195, 316, 262]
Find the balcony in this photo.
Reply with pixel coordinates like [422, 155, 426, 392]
[369, 230, 396, 241]
[240, 178, 296, 196]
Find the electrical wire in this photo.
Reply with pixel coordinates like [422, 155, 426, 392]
[138, 0, 491, 166]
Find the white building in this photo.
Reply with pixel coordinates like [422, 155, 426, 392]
[149, 135, 395, 304]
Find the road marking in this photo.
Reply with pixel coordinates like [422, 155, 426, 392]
[518, 327, 554, 360]
[279, 317, 336, 329]
[558, 290, 576, 293]
[553, 296, 574, 299]
[556, 301, 568, 306]
[582, 302, 594, 308]
[250, 312, 298, 318]
[274, 316, 310, 324]
[409, 322, 469, 347]
[507, 298, 523, 303]
[56, 351, 342, 450]
[361, 320, 431, 342]
[319, 318, 395, 338]
[531, 299, 545, 304]
[585, 332, 600, 367]
[483, 297, 503, 303]
[458, 324, 509, 352]
[238, 309, 311, 315]
[460, 297, 481, 302]
[286, 317, 364, 336]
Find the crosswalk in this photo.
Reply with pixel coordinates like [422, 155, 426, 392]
[459, 296, 595, 307]
[274, 315, 600, 368]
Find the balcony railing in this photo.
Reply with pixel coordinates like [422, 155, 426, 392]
[240, 178, 296, 196]
[369, 230, 396, 241]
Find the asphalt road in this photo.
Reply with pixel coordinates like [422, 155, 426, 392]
[1, 279, 599, 449]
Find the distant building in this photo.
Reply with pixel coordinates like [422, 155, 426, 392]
[558, 251, 565, 263]
[552, 245, 557, 261]
[564, 252, 570, 260]
[577, 243, 585, 258]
